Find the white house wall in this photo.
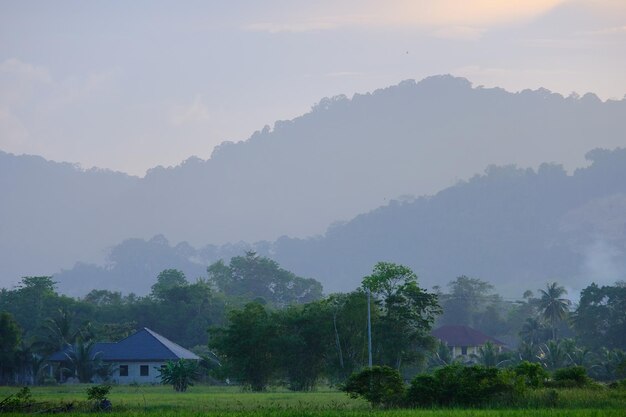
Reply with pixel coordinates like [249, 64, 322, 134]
[110, 362, 165, 384]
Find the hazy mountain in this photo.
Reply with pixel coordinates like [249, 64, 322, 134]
[3, 75, 626, 289]
[54, 148, 626, 297]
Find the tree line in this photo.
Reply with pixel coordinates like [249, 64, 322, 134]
[0, 253, 625, 388]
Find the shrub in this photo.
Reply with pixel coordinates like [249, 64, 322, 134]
[514, 361, 549, 388]
[0, 387, 32, 412]
[552, 366, 591, 387]
[342, 366, 405, 408]
[86, 384, 112, 411]
[406, 364, 515, 407]
[407, 374, 438, 407]
[159, 359, 200, 392]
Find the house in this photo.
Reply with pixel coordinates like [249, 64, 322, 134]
[432, 325, 505, 359]
[48, 328, 200, 384]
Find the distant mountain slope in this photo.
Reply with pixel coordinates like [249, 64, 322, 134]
[0, 152, 138, 283]
[3, 75, 626, 288]
[268, 148, 626, 296]
[54, 148, 626, 297]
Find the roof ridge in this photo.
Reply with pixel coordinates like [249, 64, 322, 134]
[142, 327, 199, 358]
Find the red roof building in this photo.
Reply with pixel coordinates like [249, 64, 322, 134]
[432, 325, 505, 358]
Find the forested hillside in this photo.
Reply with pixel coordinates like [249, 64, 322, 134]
[2, 75, 626, 290]
[55, 148, 626, 297]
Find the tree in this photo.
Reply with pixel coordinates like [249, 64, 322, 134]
[151, 269, 188, 300]
[207, 252, 323, 307]
[0, 277, 57, 337]
[572, 283, 626, 350]
[63, 338, 111, 383]
[537, 339, 568, 370]
[209, 302, 278, 391]
[519, 317, 549, 346]
[538, 282, 571, 340]
[39, 308, 88, 355]
[342, 366, 405, 408]
[362, 262, 441, 370]
[158, 359, 199, 392]
[274, 302, 333, 391]
[439, 276, 499, 328]
[0, 312, 21, 384]
[324, 291, 373, 383]
[475, 341, 498, 368]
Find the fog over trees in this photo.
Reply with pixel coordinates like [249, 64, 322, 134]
[51, 147, 626, 297]
[2, 75, 626, 293]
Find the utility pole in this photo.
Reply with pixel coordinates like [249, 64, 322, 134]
[367, 288, 372, 368]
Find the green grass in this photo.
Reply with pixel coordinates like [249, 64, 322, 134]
[1, 384, 625, 416]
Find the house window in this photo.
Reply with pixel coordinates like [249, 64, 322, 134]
[140, 365, 149, 376]
[119, 365, 129, 377]
[461, 346, 468, 355]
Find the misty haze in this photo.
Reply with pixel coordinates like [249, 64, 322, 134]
[1, 1, 625, 413]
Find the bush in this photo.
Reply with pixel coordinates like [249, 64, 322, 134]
[159, 359, 200, 392]
[342, 366, 405, 408]
[514, 361, 549, 388]
[407, 374, 438, 407]
[552, 366, 591, 387]
[0, 387, 32, 412]
[86, 384, 112, 411]
[406, 364, 515, 407]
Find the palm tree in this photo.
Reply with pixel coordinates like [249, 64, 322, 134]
[158, 359, 199, 392]
[63, 339, 110, 383]
[475, 341, 498, 367]
[37, 308, 86, 355]
[538, 282, 571, 340]
[519, 317, 548, 345]
[537, 340, 568, 370]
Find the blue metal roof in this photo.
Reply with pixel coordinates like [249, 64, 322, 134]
[48, 328, 200, 362]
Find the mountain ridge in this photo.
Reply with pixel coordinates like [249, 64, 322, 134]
[2, 75, 626, 290]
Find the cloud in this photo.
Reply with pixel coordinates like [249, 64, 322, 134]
[0, 58, 51, 84]
[430, 26, 486, 41]
[245, 17, 347, 33]
[585, 25, 626, 36]
[0, 107, 29, 150]
[54, 68, 122, 106]
[170, 96, 211, 126]
[244, 0, 569, 34]
[0, 58, 52, 107]
[325, 71, 367, 78]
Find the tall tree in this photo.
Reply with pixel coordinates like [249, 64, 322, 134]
[324, 291, 373, 383]
[63, 338, 111, 383]
[538, 282, 571, 340]
[439, 276, 499, 328]
[572, 283, 626, 350]
[0, 312, 21, 384]
[207, 252, 323, 307]
[519, 317, 549, 346]
[209, 302, 278, 391]
[362, 262, 441, 370]
[275, 302, 333, 391]
[151, 269, 188, 300]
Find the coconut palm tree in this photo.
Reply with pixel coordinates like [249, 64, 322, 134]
[475, 341, 498, 367]
[158, 359, 199, 392]
[538, 282, 571, 340]
[63, 339, 110, 383]
[537, 340, 568, 370]
[519, 317, 549, 345]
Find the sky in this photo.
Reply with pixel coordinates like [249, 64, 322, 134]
[1, 0, 625, 176]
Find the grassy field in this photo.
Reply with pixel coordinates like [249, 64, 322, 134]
[1, 384, 625, 416]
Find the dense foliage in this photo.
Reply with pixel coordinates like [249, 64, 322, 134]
[159, 360, 199, 392]
[342, 366, 405, 408]
[0, 254, 625, 394]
